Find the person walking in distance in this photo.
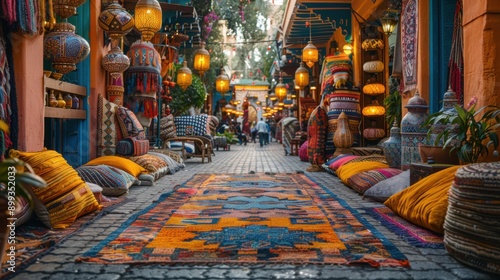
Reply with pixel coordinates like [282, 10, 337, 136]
[256, 118, 268, 147]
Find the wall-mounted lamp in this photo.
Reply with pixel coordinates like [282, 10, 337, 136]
[343, 43, 353, 55]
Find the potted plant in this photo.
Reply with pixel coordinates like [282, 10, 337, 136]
[0, 121, 47, 265]
[422, 102, 500, 164]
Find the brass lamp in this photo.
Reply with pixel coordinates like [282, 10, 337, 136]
[294, 62, 309, 89]
[216, 69, 230, 96]
[194, 42, 210, 76]
[275, 77, 287, 101]
[176, 60, 192, 91]
[134, 0, 162, 42]
[380, 9, 399, 36]
[302, 11, 318, 68]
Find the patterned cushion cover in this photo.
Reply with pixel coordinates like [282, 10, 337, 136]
[159, 114, 177, 140]
[363, 170, 411, 202]
[148, 151, 184, 174]
[85, 155, 147, 177]
[128, 154, 169, 180]
[10, 149, 100, 229]
[116, 107, 146, 139]
[347, 168, 403, 194]
[174, 115, 210, 136]
[76, 165, 137, 196]
[207, 115, 219, 135]
[115, 137, 150, 156]
[336, 161, 389, 186]
[169, 141, 195, 153]
[97, 94, 121, 156]
[327, 154, 360, 172]
[307, 106, 328, 165]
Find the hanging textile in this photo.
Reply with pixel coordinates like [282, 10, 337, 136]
[0, 27, 17, 159]
[400, 0, 418, 94]
[447, 0, 464, 105]
[1, 0, 41, 34]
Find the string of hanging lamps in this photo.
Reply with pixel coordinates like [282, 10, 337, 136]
[275, 72, 287, 102]
[294, 61, 309, 89]
[302, 10, 318, 68]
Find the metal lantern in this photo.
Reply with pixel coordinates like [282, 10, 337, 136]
[177, 60, 192, 91]
[134, 0, 162, 42]
[99, 0, 134, 41]
[275, 77, 287, 101]
[362, 100, 386, 116]
[193, 42, 210, 76]
[294, 62, 309, 89]
[380, 9, 399, 36]
[216, 69, 230, 96]
[363, 83, 386, 96]
[53, 0, 86, 19]
[302, 41, 318, 68]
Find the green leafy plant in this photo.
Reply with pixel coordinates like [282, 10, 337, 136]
[170, 71, 207, 116]
[423, 104, 500, 164]
[217, 131, 237, 144]
[383, 77, 402, 127]
[0, 158, 47, 204]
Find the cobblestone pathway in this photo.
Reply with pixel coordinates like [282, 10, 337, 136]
[10, 142, 498, 279]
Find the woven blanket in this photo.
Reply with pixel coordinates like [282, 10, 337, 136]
[78, 173, 409, 267]
[364, 207, 444, 248]
[401, 0, 419, 93]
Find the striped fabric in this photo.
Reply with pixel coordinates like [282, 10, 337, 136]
[76, 165, 137, 197]
[307, 106, 328, 166]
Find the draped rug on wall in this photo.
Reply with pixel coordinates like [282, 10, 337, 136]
[401, 0, 418, 93]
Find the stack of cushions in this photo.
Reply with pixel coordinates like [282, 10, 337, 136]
[97, 94, 121, 156]
[323, 154, 360, 174]
[85, 155, 147, 178]
[76, 165, 137, 196]
[174, 114, 211, 136]
[384, 165, 462, 234]
[363, 170, 411, 202]
[444, 162, 500, 274]
[9, 149, 100, 229]
[336, 161, 389, 186]
[326, 88, 361, 147]
[148, 151, 184, 174]
[115, 107, 149, 156]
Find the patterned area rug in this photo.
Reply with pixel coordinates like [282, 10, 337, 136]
[1, 196, 129, 278]
[364, 207, 444, 248]
[78, 174, 409, 267]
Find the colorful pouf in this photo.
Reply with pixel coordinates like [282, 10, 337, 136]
[444, 162, 500, 275]
[326, 88, 361, 150]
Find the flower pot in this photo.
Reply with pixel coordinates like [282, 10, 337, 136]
[418, 145, 460, 165]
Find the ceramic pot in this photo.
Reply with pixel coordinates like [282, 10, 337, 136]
[64, 93, 73, 109]
[382, 122, 402, 169]
[72, 95, 79, 109]
[53, 0, 87, 19]
[49, 91, 58, 107]
[101, 45, 130, 73]
[57, 93, 66, 108]
[401, 91, 429, 169]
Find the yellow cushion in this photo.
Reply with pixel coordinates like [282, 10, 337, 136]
[336, 161, 389, 185]
[384, 165, 462, 234]
[85, 155, 147, 177]
[10, 149, 100, 228]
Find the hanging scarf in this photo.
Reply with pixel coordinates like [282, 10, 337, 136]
[17, 0, 40, 35]
[1, 0, 17, 25]
[447, 0, 464, 105]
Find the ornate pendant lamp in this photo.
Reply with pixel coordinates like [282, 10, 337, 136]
[216, 69, 230, 96]
[362, 99, 386, 116]
[275, 76, 287, 102]
[302, 11, 318, 68]
[99, 0, 135, 41]
[294, 62, 309, 89]
[134, 0, 162, 42]
[380, 8, 399, 36]
[194, 42, 211, 76]
[177, 60, 192, 91]
[53, 0, 86, 19]
[99, 0, 134, 105]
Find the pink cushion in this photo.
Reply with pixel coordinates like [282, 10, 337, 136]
[299, 141, 308, 162]
[328, 155, 359, 171]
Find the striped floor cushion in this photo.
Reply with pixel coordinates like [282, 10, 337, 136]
[76, 165, 137, 197]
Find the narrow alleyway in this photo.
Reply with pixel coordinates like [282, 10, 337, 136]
[10, 142, 498, 280]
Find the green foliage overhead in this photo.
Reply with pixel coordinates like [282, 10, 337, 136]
[170, 72, 207, 116]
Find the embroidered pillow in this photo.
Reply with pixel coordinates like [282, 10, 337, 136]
[159, 114, 177, 140]
[347, 168, 403, 195]
[128, 154, 169, 180]
[76, 165, 136, 196]
[116, 107, 146, 140]
[174, 115, 210, 136]
[97, 94, 121, 156]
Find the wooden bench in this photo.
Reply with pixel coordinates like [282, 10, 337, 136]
[163, 136, 213, 163]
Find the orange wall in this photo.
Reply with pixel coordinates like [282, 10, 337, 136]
[462, 0, 500, 108]
[89, 0, 107, 160]
[12, 34, 45, 152]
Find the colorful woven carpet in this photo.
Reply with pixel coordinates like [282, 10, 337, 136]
[79, 174, 409, 267]
[364, 207, 444, 248]
[1, 196, 129, 278]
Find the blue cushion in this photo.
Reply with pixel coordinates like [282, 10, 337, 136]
[169, 141, 195, 154]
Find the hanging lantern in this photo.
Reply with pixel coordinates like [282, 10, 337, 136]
[99, 0, 135, 41]
[343, 43, 353, 55]
[134, 0, 162, 42]
[124, 40, 161, 95]
[194, 42, 210, 76]
[362, 83, 386, 96]
[295, 62, 309, 89]
[216, 69, 230, 96]
[275, 77, 287, 101]
[362, 100, 386, 116]
[380, 8, 399, 36]
[101, 45, 130, 73]
[176, 60, 192, 91]
[302, 41, 318, 68]
[43, 22, 90, 74]
[53, 0, 86, 19]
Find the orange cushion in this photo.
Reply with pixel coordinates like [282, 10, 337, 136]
[85, 155, 147, 177]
